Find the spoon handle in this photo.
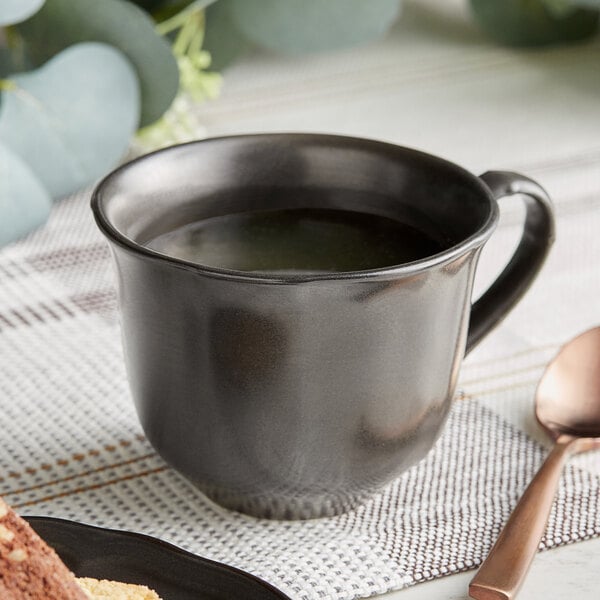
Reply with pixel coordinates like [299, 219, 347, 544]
[469, 438, 573, 600]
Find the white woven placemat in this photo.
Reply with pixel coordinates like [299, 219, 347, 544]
[1, 160, 600, 599]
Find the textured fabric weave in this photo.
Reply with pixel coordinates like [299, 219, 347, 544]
[1, 169, 599, 600]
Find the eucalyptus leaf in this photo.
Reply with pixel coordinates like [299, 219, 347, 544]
[16, 0, 178, 126]
[229, 0, 402, 55]
[0, 47, 15, 78]
[542, 0, 581, 16]
[0, 142, 52, 247]
[0, 42, 140, 199]
[204, 0, 249, 70]
[0, 32, 33, 78]
[567, 0, 600, 7]
[471, 0, 599, 46]
[130, 0, 174, 12]
[0, 0, 45, 26]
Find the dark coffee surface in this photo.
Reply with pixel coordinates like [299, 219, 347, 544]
[145, 208, 446, 273]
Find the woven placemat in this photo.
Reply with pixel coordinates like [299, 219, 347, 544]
[1, 188, 599, 600]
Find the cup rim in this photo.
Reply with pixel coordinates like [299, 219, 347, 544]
[91, 133, 499, 283]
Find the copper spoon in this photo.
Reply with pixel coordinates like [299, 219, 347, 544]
[469, 327, 600, 600]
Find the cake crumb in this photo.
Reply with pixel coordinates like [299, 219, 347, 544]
[77, 577, 162, 599]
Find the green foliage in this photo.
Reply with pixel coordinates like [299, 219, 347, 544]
[0, 0, 45, 26]
[203, 0, 248, 70]
[137, 1, 221, 149]
[130, 0, 171, 12]
[148, 0, 214, 23]
[567, 0, 600, 7]
[0, 0, 223, 245]
[228, 0, 402, 55]
[155, 0, 221, 102]
[1, 0, 597, 247]
[0, 43, 140, 199]
[0, 142, 52, 246]
[471, 0, 599, 46]
[15, 0, 178, 126]
[542, 0, 581, 15]
[0, 47, 16, 78]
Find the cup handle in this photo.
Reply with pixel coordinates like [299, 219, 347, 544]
[466, 171, 555, 353]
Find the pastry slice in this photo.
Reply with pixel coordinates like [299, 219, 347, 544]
[0, 497, 88, 599]
[0, 496, 162, 599]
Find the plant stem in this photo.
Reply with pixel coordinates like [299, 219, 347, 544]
[173, 17, 197, 56]
[155, 0, 217, 36]
[188, 12, 206, 58]
[0, 79, 17, 92]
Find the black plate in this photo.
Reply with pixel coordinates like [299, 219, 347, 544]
[26, 517, 291, 600]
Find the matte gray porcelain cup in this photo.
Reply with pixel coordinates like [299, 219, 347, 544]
[92, 134, 554, 519]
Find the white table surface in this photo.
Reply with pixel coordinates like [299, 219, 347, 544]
[193, 0, 600, 597]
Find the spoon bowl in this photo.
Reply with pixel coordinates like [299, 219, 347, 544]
[470, 327, 600, 600]
[536, 327, 600, 440]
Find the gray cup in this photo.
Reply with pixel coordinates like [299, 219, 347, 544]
[92, 134, 554, 519]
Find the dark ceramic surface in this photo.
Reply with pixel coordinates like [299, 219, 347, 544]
[27, 516, 291, 600]
[92, 134, 554, 518]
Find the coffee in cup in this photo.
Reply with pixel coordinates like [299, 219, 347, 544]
[92, 134, 554, 519]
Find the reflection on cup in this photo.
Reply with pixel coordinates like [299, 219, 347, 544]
[92, 134, 554, 519]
